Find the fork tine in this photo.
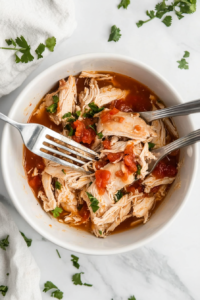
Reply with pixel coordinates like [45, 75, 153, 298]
[45, 128, 98, 157]
[37, 149, 90, 173]
[41, 145, 86, 165]
[43, 138, 95, 162]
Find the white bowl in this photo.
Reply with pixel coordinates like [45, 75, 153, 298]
[1, 53, 198, 255]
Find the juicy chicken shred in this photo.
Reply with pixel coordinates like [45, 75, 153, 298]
[34, 71, 178, 238]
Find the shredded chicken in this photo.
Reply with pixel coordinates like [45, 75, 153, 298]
[132, 194, 155, 223]
[40, 173, 57, 211]
[79, 71, 113, 81]
[143, 175, 175, 193]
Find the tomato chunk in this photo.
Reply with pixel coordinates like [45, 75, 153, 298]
[126, 179, 144, 193]
[124, 144, 134, 155]
[95, 170, 111, 195]
[73, 120, 96, 145]
[153, 157, 177, 179]
[100, 107, 119, 123]
[107, 152, 123, 163]
[115, 170, 129, 182]
[114, 94, 152, 112]
[29, 175, 42, 189]
[123, 154, 137, 173]
[103, 140, 111, 149]
[95, 158, 109, 170]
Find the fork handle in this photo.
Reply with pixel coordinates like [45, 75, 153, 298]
[0, 112, 22, 129]
[143, 99, 200, 122]
[152, 129, 200, 158]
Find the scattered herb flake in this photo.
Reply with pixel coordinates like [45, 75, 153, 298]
[86, 192, 100, 213]
[71, 254, 80, 269]
[62, 112, 72, 119]
[0, 285, 8, 297]
[62, 169, 66, 175]
[35, 43, 46, 59]
[43, 281, 63, 299]
[56, 249, 61, 258]
[118, 0, 130, 9]
[83, 103, 104, 118]
[51, 290, 63, 299]
[108, 25, 122, 42]
[55, 181, 62, 190]
[65, 123, 74, 136]
[99, 230, 102, 235]
[5, 38, 16, 46]
[162, 15, 172, 26]
[20, 232, 32, 247]
[72, 272, 92, 287]
[115, 190, 123, 202]
[84, 283, 93, 287]
[128, 296, 136, 300]
[148, 142, 155, 150]
[177, 58, 189, 69]
[0, 235, 9, 251]
[46, 95, 59, 114]
[6, 273, 9, 276]
[136, 165, 142, 175]
[183, 50, 190, 58]
[52, 207, 63, 218]
[45, 37, 56, 52]
[97, 132, 103, 139]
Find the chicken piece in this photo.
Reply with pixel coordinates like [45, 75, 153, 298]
[143, 175, 175, 193]
[45, 76, 76, 125]
[154, 185, 168, 201]
[93, 194, 132, 237]
[55, 179, 78, 214]
[97, 110, 157, 141]
[100, 141, 128, 158]
[32, 167, 39, 177]
[64, 213, 83, 225]
[40, 173, 56, 211]
[137, 143, 156, 179]
[95, 86, 129, 107]
[79, 71, 113, 81]
[79, 78, 99, 110]
[133, 194, 155, 223]
[151, 120, 166, 149]
[33, 101, 46, 116]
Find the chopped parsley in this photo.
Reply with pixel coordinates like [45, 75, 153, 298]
[136, 0, 196, 28]
[55, 181, 62, 190]
[71, 254, 80, 269]
[62, 169, 66, 175]
[20, 232, 32, 247]
[0, 235, 9, 251]
[6, 273, 9, 276]
[86, 192, 100, 213]
[83, 102, 104, 118]
[118, 0, 130, 9]
[46, 95, 59, 114]
[99, 230, 102, 235]
[148, 142, 155, 150]
[56, 249, 61, 258]
[115, 190, 123, 202]
[43, 281, 63, 299]
[177, 51, 190, 69]
[0, 285, 8, 297]
[128, 296, 136, 300]
[62, 112, 72, 119]
[108, 25, 122, 42]
[0, 36, 56, 63]
[52, 207, 63, 218]
[88, 125, 103, 139]
[136, 165, 142, 175]
[72, 272, 92, 287]
[65, 123, 74, 136]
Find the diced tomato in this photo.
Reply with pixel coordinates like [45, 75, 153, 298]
[103, 140, 111, 149]
[123, 154, 137, 173]
[100, 107, 119, 123]
[73, 120, 96, 145]
[114, 94, 152, 112]
[95, 158, 109, 170]
[126, 179, 144, 193]
[78, 202, 90, 222]
[95, 170, 111, 195]
[29, 175, 42, 189]
[134, 125, 142, 131]
[115, 169, 129, 182]
[107, 152, 123, 163]
[124, 144, 134, 155]
[153, 157, 178, 179]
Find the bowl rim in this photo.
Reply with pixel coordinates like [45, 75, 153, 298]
[1, 53, 198, 255]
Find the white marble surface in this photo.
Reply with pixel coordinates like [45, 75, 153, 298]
[0, 0, 200, 299]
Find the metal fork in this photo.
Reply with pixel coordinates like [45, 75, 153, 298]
[0, 112, 97, 172]
[139, 99, 200, 122]
[145, 129, 200, 176]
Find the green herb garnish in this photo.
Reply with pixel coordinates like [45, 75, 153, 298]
[177, 51, 190, 69]
[86, 192, 100, 213]
[62, 169, 66, 175]
[0, 286, 8, 297]
[55, 181, 62, 190]
[35, 43, 46, 59]
[115, 190, 123, 202]
[97, 132, 103, 139]
[99, 230, 102, 235]
[118, 0, 130, 9]
[45, 37, 56, 52]
[148, 142, 155, 150]
[62, 112, 72, 119]
[72, 272, 92, 287]
[0, 235, 9, 251]
[52, 207, 63, 218]
[56, 249, 61, 258]
[51, 290, 63, 299]
[46, 95, 59, 114]
[71, 254, 80, 269]
[20, 232, 32, 247]
[65, 123, 75, 136]
[108, 25, 122, 42]
[43, 281, 63, 299]
[128, 296, 136, 300]
[162, 15, 172, 26]
[136, 165, 142, 175]
[83, 102, 105, 118]
[5, 38, 16, 46]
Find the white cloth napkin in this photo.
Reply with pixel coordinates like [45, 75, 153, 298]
[0, 202, 42, 299]
[0, 0, 76, 98]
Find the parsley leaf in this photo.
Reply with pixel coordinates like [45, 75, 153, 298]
[162, 15, 172, 26]
[52, 207, 63, 218]
[15, 36, 34, 63]
[148, 142, 155, 150]
[35, 43, 46, 59]
[99, 230, 102, 235]
[62, 112, 72, 119]
[108, 25, 122, 42]
[177, 58, 189, 69]
[83, 103, 104, 118]
[128, 296, 136, 300]
[75, 110, 81, 118]
[118, 0, 130, 9]
[46, 95, 59, 114]
[55, 181, 62, 190]
[86, 192, 100, 213]
[43, 281, 58, 292]
[136, 10, 155, 27]
[183, 50, 190, 58]
[97, 132, 103, 139]
[72, 272, 92, 287]
[65, 123, 74, 136]
[5, 38, 16, 46]
[115, 190, 123, 202]
[71, 254, 80, 269]
[20, 232, 32, 247]
[0, 285, 8, 296]
[56, 249, 61, 258]
[62, 169, 66, 175]
[0, 235, 9, 251]
[45, 37, 56, 52]
[136, 165, 142, 175]
[51, 290, 63, 299]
